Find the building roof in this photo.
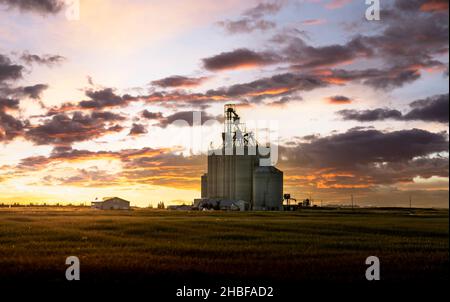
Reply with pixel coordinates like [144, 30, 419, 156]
[102, 197, 130, 203]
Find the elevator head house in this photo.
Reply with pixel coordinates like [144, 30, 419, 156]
[197, 104, 283, 211]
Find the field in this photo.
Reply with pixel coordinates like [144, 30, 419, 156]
[0, 207, 448, 290]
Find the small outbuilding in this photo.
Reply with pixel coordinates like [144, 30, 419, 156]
[91, 197, 130, 210]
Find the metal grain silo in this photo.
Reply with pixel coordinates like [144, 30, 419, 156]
[199, 104, 284, 211]
[234, 152, 257, 202]
[201, 174, 208, 198]
[253, 166, 283, 211]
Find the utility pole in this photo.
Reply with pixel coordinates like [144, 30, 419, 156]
[409, 195, 412, 210]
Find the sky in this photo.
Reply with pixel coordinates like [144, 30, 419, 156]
[0, 0, 448, 208]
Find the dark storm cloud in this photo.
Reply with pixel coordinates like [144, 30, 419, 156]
[404, 94, 449, 123]
[338, 94, 449, 123]
[0, 54, 23, 82]
[26, 112, 123, 145]
[279, 128, 449, 187]
[0, 0, 65, 14]
[202, 48, 280, 71]
[151, 76, 209, 88]
[128, 123, 147, 136]
[338, 108, 403, 122]
[21, 53, 66, 67]
[282, 128, 448, 168]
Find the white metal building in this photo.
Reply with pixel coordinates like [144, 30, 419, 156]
[91, 197, 131, 210]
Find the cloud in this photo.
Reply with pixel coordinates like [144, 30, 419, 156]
[17, 147, 167, 169]
[396, 0, 448, 12]
[1, 83, 49, 101]
[202, 48, 280, 71]
[327, 95, 352, 104]
[404, 94, 449, 123]
[0, 54, 23, 82]
[142, 110, 163, 120]
[218, 19, 276, 34]
[207, 72, 327, 99]
[358, 6, 448, 70]
[157, 111, 221, 128]
[0, 54, 48, 142]
[91, 111, 126, 121]
[151, 75, 209, 88]
[282, 36, 373, 70]
[26, 112, 124, 145]
[338, 108, 403, 122]
[37, 67, 328, 114]
[54, 88, 135, 111]
[13, 146, 204, 190]
[21, 84, 49, 99]
[0, 0, 65, 14]
[202, 35, 373, 72]
[129, 123, 148, 136]
[20, 52, 66, 67]
[284, 128, 448, 168]
[218, 0, 285, 34]
[338, 94, 449, 123]
[43, 168, 121, 187]
[120, 150, 205, 189]
[243, 1, 285, 19]
[420, 0, 449, 12]
[317, 66, 424, 89]
[301, 19, 326, 26]
[280, 128, 449, 188]
[0, 110, 26, 141]
[325, 0, 353, 9]
[0, 98, 19, 110]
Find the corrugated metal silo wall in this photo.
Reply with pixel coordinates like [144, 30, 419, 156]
[253, 167, 283, 210]
[201, 174, 208, 198]
[234, 154, 257, 203]
[207, 150, 257, 203]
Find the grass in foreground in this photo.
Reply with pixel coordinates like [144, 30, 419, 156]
[0, 207, 448, 284]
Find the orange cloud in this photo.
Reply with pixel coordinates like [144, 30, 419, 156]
[325, 0, 352, 9]
[326, 95, 352, 104]
[420, 0, 449, 12]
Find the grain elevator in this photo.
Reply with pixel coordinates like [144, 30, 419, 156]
[196, 104, 283, 211]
